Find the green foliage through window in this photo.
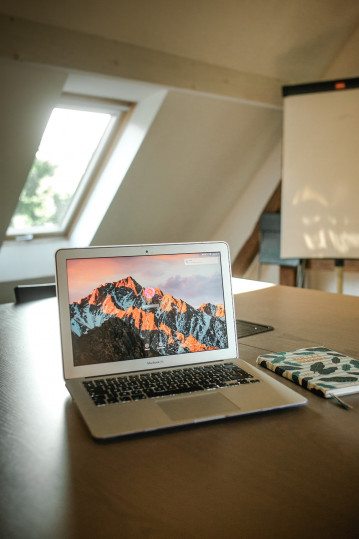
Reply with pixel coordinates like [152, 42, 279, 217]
[7, 101, 117, 236]
[10, 159, 71, 229]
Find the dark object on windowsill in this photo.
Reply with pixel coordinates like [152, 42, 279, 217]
[14, 283, 56, 304]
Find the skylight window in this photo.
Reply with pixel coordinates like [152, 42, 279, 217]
[7, 94, 131, 238]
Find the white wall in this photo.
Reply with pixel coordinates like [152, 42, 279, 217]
[92, 91, 282, 247]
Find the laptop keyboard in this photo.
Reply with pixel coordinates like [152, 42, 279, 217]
[83, 363, 260, 406]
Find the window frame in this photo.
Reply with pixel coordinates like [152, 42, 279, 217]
[6, 92, 134, 241]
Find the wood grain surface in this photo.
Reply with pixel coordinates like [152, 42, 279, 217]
[1, 287, 359, 539]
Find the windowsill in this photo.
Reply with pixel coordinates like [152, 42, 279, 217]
[0, 236, 69, 282]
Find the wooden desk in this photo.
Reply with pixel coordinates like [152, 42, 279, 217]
[1, 285, 359, 538]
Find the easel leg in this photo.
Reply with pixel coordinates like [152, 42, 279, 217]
[335, 259, 344, 294]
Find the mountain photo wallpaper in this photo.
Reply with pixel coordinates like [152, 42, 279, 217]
[67, 253, 228, 366]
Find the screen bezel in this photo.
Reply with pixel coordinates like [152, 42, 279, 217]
[55, 241, 238, 380]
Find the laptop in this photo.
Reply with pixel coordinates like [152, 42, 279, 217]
[55, 241, 307, 439]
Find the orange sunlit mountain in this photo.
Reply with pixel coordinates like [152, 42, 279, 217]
[70, 276, 227, 366]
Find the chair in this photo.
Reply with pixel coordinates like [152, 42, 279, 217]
[14, 283, 57, 304]
[258, 213, 304, 286]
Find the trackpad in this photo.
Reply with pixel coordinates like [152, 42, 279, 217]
[157, 392, 239, 421]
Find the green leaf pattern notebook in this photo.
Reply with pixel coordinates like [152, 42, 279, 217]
[257, 347, 359, 400]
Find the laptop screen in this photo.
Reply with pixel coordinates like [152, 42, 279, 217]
[66, 251, 228, 367]
[56, 242, 237, 379]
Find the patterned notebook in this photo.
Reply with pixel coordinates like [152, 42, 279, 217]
[257, 347, 359, 407]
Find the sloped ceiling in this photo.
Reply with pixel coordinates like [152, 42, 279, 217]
[92, 90, 282, 246]
[2, 0, 359, 82]
[0, 0, 359, 265]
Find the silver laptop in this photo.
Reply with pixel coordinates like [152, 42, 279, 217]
[55, 241, 306, 439]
